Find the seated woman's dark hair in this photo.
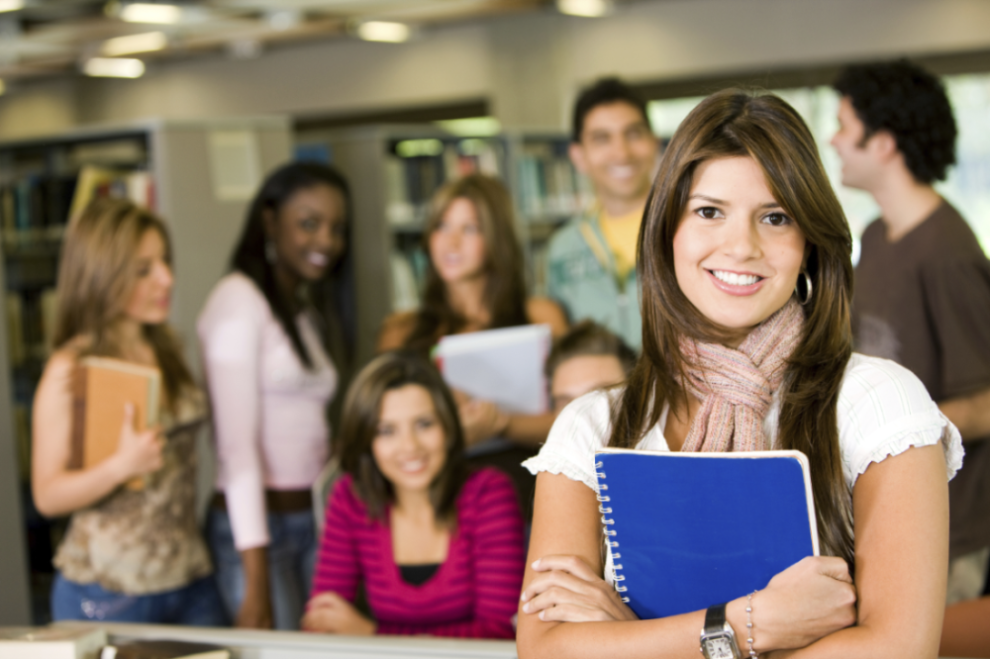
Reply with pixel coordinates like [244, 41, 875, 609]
[334, 351, 468, 521]
[231, 161, 352, 368]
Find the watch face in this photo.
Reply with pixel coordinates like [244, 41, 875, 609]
[703, 634, 738, 659]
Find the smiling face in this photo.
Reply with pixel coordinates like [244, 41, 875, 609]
[123, 228, 173, 325]
[672, 156, 806, 345]
[266, 183, 347, 288]
[428, 196, 488, 284]
[570, 101, 659, 210]
[372, 384, 448, 498]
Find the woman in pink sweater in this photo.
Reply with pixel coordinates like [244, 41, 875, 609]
[304, 352, 525, 639]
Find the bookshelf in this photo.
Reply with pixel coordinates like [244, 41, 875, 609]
[295, 126, 589, 366]
[0, 117, 292, 624]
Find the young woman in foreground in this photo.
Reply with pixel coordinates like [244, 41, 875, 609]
[517, 90, 961, 658]
[33, 199, 222, 624]
[304, 352, 525, 638]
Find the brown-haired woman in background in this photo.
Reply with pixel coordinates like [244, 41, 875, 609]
[32, 198, 223, 624]
[378, 174, 568, 448]
[516, 90, 959, 658]
[305, 351, 524, 638]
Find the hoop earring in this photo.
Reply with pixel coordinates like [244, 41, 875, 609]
[265, 239, 277, 264]
[795, 270, 813, 305]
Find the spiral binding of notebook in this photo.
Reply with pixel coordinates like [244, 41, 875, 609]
[595, 460, 629, 603]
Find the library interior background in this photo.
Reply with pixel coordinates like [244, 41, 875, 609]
[1, 0, 990, 642]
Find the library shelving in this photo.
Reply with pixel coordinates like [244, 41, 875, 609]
[295, 125, 591, 366]
[0, 117, 292, 625]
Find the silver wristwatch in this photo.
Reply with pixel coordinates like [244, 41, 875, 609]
[700, 603, 741, 659]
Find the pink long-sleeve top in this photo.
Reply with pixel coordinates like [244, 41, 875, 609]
[197, 272, 337, 551]
[311, 468, 525, 639]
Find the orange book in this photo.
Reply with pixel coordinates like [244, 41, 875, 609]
[71, 356, 161, 490]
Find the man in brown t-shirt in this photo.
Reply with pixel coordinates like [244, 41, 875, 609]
[833, 60, 990, 605]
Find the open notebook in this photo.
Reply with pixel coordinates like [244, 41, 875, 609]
[434, 324, 551, 415]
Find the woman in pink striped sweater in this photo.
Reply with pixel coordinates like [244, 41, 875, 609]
[304, 352, 525, 639]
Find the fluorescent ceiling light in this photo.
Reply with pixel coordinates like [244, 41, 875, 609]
[83, 57, 146, 78]
[356, 21, 410, 43]
[557, 0, 613, 18]
[395, 139, 444, 158]
[119, 3, 182, 24]
[101, 31, 167, 56]
[0, 0, 23, 13]
[435, 117, 502, 137]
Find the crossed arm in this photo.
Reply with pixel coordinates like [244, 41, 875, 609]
[516, 443, 948, 659]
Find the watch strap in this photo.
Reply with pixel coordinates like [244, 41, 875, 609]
[704, 602, 728, 635]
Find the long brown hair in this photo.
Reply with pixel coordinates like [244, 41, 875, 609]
[404, 174, 529, 351]
[54, 197, 194, 408]
[610, 90, 855, 565]
[334, 351, 468, 521]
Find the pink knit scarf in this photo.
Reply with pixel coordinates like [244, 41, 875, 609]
[678, 300, 805, 453]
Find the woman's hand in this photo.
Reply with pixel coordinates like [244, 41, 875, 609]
[519, 555, 638, 623]
[456, 395, 510, 447]
[302, 592, 377, 635]
[109, 403, 164, 483]
[737, 556, 857, 653]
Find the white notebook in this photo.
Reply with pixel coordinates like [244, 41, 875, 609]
[434, 324, 551, 415]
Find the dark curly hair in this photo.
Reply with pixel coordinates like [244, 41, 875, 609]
[833, 59, 956, 184]
[572, 77, 650, 143]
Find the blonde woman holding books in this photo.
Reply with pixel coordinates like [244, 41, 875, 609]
[516, 91, 959, 659]
[32, 198, 223, 625]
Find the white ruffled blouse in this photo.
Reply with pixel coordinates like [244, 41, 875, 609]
[524, 353, 963, 583]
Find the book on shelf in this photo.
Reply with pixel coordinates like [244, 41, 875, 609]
[0, 175, 77, 245]
[99, 639, 229, 659]
[0, 626, 107, 659]
[595, 448, 818, 620]
[434, 324, 551, 415]
[516, 140, 591, 219]
[71, 357, 161, 490]
[383, 137, 505, 228]
[68, 166, 155, 224]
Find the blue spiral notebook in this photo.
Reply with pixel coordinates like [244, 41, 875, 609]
[595, 448, 818, 620]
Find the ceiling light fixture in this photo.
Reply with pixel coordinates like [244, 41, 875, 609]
[557, 0, 614, 18]
[83, 57, 146, 78]
[0, 0, 23, 13]
[101, 31, 167, 56]
[356, 21, 411, 43]
[118, 3, 182, 25]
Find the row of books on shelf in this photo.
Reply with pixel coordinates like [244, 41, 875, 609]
[384, 139, 506, 227]
[515, 142, 594, 218]
[0, 166, 154, 249]
[6, 289, 57, 366]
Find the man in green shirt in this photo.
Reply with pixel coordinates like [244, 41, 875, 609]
[545, 78, 659, 351]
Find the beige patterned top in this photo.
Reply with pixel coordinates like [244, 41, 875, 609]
[54, 384, 212, 595]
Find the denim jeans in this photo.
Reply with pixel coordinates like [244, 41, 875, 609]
[51, 573, 227, 626]
[206, 508, 316, 630]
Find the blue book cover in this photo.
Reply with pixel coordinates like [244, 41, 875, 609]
[595, 448, 818, 620]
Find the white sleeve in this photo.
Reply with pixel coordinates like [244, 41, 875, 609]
[198, 275, 270, 551]
[837, 354, 964, 489]
[522, 390, 613, 492]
